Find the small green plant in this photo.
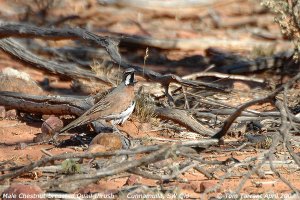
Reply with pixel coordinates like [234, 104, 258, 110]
[256, 136, 273, 149]
[134, 89, 156, 123]
[61, 159, 81, 174]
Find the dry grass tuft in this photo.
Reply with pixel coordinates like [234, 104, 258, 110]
[61, 159, 81, 174]
[134, 88, 156, 123]
[90, 59, 122, 86]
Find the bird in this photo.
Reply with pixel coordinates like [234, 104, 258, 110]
[59, 68, 137, 134]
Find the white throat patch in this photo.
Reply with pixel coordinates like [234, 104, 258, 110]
[125, 74, 132, 85]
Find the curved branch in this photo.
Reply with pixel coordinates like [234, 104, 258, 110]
[0, 38, 110, 84]
[0, 23, 226, 91]
[213, 71, 300, 139]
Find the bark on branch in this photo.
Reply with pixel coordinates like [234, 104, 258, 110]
[0, 91, 212, 135]
[0, 23, 226, 92]
[212, 71, 300, 139]
[0, 140, 218, 184]
[0, 38, 109, 83]
[0, 91, 91, 116]
[155, 107, 214, 136]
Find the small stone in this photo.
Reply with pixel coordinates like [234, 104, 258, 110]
[88, 144, 107, 153]
[34, 116, 63, 142]
[126, 175, 141, 186]
[2, 67, 31, 81]
[5, 109, 17, 119]
[190, 182, 201, 193]
[15, 143, 28, 150]
[200, 181, 219, 193]
[2, 184, 44, 200]
[0, 68, 44, 95]
[41, 116, 63, 135]
[89, 133, 123, 151]
[182, 182, 195, 191]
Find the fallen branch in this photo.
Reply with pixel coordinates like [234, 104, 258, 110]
[128, 160, 198, 180]
[0, 39, 110, 84]
[182, 71, 265, 83]
[45, 145, 172, 192]
[275, 100, 300, 167]
[155, 107, 214, 136]
[119, 34, 284, 50]
[0, 91, 212, 136]
[0, 23, 226, 92]
[267, 100, 299, 194]
[0, 91, 91, 116]
[212, 71, 300, 139]
[0, 139, 218, 182]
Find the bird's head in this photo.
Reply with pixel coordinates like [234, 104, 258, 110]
[123, 68, 137, 86]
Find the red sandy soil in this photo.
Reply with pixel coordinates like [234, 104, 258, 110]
[0, 0, 300, 199]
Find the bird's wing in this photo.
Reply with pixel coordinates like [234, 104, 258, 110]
[92, 87, 115, 104]
[59, 94, 112, 133]
[84, 96, 111, 116]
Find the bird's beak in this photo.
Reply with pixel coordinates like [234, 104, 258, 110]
[133, 80, 138, 84]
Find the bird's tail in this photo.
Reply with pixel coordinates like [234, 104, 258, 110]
[59, 117, 89, 133]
